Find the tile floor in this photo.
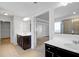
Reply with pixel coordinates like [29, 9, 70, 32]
[0, 38, 45, 57]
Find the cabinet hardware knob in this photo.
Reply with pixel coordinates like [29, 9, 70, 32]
[48, 48, 50, 49]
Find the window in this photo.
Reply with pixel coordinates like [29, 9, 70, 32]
[54, 22, 62, 33]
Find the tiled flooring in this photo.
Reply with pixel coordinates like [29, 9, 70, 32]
[37, 36, 49, 47]
[0, 38, 45, 57]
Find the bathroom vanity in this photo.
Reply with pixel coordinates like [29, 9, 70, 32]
[45, 37, 79, 57]
[17, 34, 31, 50]
[45, 43, 79, 57]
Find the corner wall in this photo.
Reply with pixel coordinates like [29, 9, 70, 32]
[12, 16, 31, 45]
[12, 16, 23, 45]
[0, 22, 1, 39]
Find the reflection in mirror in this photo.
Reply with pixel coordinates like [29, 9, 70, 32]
[54, 2, 79, 35]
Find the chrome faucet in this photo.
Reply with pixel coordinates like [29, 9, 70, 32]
[73, 40, 79, 44]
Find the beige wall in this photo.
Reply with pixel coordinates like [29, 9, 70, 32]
[63, 19, 72, 34]
[63, 18, 79, 34]
[73, 18, 79, 34]
[0, 21, 1, 38]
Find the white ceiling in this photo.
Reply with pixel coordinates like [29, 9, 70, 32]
[55, 2, 79, 20]
[1, 2, 79, 22]
[0, 2, 58, 17]
[36, 2, 79, 22]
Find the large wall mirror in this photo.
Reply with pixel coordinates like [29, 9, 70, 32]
[54, 2, 79, 35]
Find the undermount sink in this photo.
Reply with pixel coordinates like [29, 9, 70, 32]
[64, 43, 79, 51]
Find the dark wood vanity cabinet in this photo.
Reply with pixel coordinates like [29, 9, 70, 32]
[17, 35, 31, 50]
[45, 44, 79, 57]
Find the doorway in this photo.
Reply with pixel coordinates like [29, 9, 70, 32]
[0, 21, 10, 44]
[36, 11, 49, 47]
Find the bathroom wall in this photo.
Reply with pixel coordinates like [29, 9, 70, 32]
[12, 16, 23, 45]
[0, 15, 12, 22]
[63, 19, 72, 34]
[23, 20, 31, 34]
[12, 16, 31, 45]
[0, 21, 1, 38]
[73, 18, 79, 34]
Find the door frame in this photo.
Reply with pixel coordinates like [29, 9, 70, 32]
[35, 11, 49, 48]
[0, 20, 12, 43]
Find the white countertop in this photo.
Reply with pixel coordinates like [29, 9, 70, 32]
[17, 32, 31, 36]
[45, 37, 79, 54]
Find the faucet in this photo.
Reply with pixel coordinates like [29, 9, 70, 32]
[73, 40, 79, 44]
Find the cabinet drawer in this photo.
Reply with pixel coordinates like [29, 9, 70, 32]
[45, 44, 56, 52]
[45, 50, 54, 57]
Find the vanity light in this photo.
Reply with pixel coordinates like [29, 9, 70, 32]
[4, 13, 8, 15]
[60, 2, 72, 6]
[23, 17, 30, 21]
[73, 12, 76, 14]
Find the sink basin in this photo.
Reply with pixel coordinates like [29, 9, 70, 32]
[64, 43, 79, 51]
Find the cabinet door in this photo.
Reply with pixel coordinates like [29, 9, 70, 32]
[55, 47, 79, 57]
[45, 50, 54, 57]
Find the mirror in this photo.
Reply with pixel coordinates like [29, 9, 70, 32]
[54, 2, 79, 35]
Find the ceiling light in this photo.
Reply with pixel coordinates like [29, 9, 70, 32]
[23, 17, 30, 21]
[60, 2, 72, 6]
[73, 12, 76, 14]
[4, 13, 8, 15]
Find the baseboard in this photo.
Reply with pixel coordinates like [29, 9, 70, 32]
[45, 36, 49, 37]
[1, 37, 10, 39]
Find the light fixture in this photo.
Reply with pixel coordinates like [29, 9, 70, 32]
[4, 13, 8, 15]
[73, 12, 76, 14]
[23, 17, 30, 21]
[60, 2, 72, 6]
